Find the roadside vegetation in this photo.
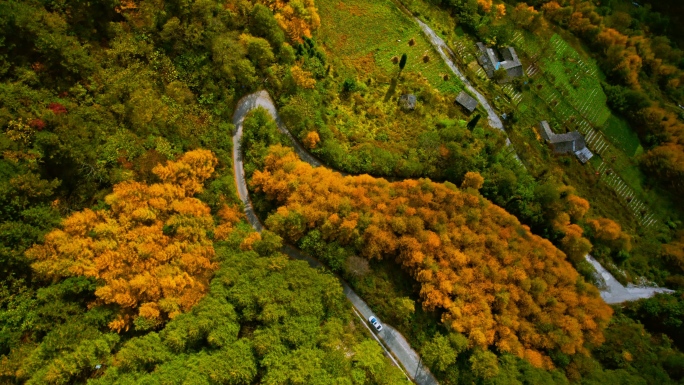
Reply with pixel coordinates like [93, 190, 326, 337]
[247, 143, 684, 384]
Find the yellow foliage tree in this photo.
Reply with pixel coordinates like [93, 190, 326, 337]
[588, 217, 631, 252]
[215, 204, 244, 241]
[566, 194, 590, 221]
[27, 150, 221, 331]
[477, 0, 493, 13]
[495, 4, 506, 19]
[511, 3, 539, 29]
[257, 0, 320, 42]
[291, 65, 316, 89]
[303, 131, 320, 149]
[241, 232, 262, 251]
[462, 171, 484, 190]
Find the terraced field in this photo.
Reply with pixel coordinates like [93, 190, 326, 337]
[543, 35, 610, 126]
[507, 31, 659, 227]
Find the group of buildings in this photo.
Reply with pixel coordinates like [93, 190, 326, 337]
[453, 41, 525, 114]
[400, 42, 593, 164]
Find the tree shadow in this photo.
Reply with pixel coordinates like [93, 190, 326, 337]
[384, 77, 397, 102]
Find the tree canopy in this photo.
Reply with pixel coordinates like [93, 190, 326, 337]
[251, 145, 613, 367]
[27, 150, 222, 331]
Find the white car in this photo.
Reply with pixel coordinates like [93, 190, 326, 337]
[368, 316, 383, 332]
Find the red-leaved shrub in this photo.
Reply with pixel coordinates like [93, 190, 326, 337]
[48, 102, 67, 115]
[29, 119, 46, 131]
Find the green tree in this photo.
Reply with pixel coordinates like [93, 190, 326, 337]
[280, 43, 296, 64]
[399, 53, 408, 71]
[493, 67, 508, 82]
[253, 230, 284, 257]
[250, 4, 285, 50]
[467, 114, 481, 129]
[389, 297, 415, 326]
[470, 349, 500, 379]
[422, 333, 457, 372]
[240, 34, 275, 69]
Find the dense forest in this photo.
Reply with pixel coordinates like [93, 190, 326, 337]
[251, 144, 614, 367]
[2, 0, 684, 383]
[0, 0, 409, 383]
[247, 143, 684, 384]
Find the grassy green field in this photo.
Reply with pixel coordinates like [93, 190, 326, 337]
[602, 114, 642, 156]
[316, 0, 463, 95]
[537, 35, 611, 126]
[284, 0, 498, 178]
[510, 31, 644, 157]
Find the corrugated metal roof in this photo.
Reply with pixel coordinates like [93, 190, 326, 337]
[455, 91, 478, 112]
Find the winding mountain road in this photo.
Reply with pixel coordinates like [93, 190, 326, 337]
[230, 13, 672, 385]
[232, 90, 438, 385]
[585, 255, 674, 303]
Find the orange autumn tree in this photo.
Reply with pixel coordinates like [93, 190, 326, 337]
[477, 0, 492, 13]
[251, 145, 613, 368]
[27, 150, 222, 331]
[257, 0, 320, 42]
[303, 131, 320, 149]
[495, 4, 506, 20]
[588, 217, 632, 252]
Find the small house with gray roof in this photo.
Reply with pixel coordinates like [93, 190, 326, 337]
[538, 121, 593, 163]
[455, 91, 478, 113]
[476, 43, 524, 81]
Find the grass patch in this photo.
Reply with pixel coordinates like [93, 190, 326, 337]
[279, 0, 504, 178]
[601, 114, 642, 156]
[317, 0, 463, 95]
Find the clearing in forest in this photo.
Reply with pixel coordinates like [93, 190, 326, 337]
[316, 0, 464, 95]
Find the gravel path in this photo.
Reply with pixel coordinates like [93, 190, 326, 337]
[232, 91, 438, 385]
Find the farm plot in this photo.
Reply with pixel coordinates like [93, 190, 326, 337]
[529, 77, 656, 225]
[502, 84, 523, 105]
[595, 161, 657, 227]
[451, 36, 477, 64]
[533, 77, 575, 124]
[511, 30, 543, 60]
[601, 114, 643, 156]
[538, 35, 610, 127]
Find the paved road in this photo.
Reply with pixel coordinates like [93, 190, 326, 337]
[232, 91, 438, 385]
[585, 255, 674, 303]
